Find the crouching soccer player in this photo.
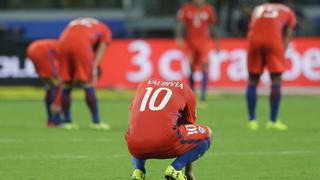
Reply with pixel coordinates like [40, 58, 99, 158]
[27, 39, 62, 127]
[126, 79, 213, 180]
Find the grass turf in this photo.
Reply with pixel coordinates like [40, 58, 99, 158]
[0, 88, 319, 179]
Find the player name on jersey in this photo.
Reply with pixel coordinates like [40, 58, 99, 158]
[147, 80, 184, 89]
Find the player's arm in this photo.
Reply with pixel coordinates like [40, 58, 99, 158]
[208, 5, 221, 52]
[93, 42, 108, 81]
[283, 26, 293, 50]
[209, 23, 221, 52]
[185, 163, 196, 180]
[175, 20, 185, 47]
[175, 7, 186, 47]
[183, 86, 197, 124]
[94, 42, 108, 68]
[284, 9, 297, 50]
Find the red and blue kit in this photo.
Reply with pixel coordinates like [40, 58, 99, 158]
[27, 39, 59, 78]
[247, 3, 296, 74]
[178, 3, 217, 69]
[58, 18, 112, 82]
[126, 79, 211, 159]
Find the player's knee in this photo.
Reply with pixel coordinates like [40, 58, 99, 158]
[207, 127, 213, 142]
[62, 81, 73, 87]
[62, 81, 73, 86]
[270, 73, 282, 84]
[197, 138, 211, 154]
[249, 73, 260, 85]
[48, 77, 59, 86]
[202, 64, 208, 71]
[82, 82, 94, 88]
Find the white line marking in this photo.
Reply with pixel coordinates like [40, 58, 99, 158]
[0, 150, 318, 160]
[207, 150, 319, 157]
[0, 138, 113, 143]
[2, 137, 320, 144]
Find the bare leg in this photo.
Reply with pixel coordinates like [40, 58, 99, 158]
[185, 163, 196, 180]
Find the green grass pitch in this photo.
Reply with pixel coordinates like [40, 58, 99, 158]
[0, 87, 320, 179]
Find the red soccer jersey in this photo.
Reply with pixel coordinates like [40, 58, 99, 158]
[126, 79, 196, 154]
[58, 18, 112, 82]
[27, 39, 59, 77]
[59, 17, 112, 47]
[27, 39, 58, 58]
[248, 3, 296, 41]
[177, 3, 217, 46]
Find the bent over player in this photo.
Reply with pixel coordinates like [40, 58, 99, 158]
[58, 17, 111, 130]
[27, 39, 62, 127]
[246, 0, 296, 130]
[176, 0, 220, 103]
[126, 79, 212, 180]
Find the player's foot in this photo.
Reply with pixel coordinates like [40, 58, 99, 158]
[61, 123, 79, 130]
[248, 120, 259, 130]
[131, 169, 145, 180]
[266, 121, 287, 131]
[90, 122, 111, 130]
[165, 165, 186, 180]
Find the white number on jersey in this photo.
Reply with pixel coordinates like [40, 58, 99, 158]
[193, 13, 202, 28]
[69, 18, 99, 27]
[255, 5, 279, 19]
[139, 87, 172, 111]
[185, 124, 199, 135]
[192, 12, 209, 28]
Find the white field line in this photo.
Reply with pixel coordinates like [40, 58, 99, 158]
[1, 137, 320, 144]
[0, 150, 319, 161]
[0, 138, 113, 143]
[207, 150, 319, 157]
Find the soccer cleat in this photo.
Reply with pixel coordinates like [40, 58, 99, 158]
[248, 120, 259, 130]
[165, 166, 186, 180]
[61, 123, 79, 130]
[90, 122, 111, 130]
[266, 121, 288, 131]
[131, 169, 145, 180]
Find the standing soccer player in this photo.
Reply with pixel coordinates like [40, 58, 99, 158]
[176, 0, 220, 104]
[126, 79, 213, 180]
[246, 0, 296, 130]
[58, 17, 111, 130]
[27, 39, 62, 128]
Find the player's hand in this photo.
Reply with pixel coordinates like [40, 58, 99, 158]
[216, 46, 221, 53]
[284, 41, 290, 51]
[92, 67, 98, 84]
[50, 104, 61, 115]
[176, 38, 184, 48]
[215, 42, 221, 53]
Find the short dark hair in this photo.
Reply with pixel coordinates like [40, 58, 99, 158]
[269, 0, 286, 3]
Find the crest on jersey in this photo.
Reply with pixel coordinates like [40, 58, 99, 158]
[198, 126, 206, 134]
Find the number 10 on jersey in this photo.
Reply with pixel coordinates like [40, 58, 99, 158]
[140, 87, 173, 111]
